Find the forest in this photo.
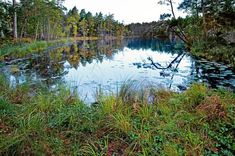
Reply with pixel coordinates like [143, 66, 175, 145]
[0, 0, 127, 40]
[0, 0, 235, 155]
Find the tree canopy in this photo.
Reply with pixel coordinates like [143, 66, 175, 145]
[0, 0, 126, 40]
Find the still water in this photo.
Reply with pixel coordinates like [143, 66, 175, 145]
[1, 39, 235, 102]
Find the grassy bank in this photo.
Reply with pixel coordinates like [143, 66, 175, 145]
[0, 75, 234, 155]
[191, 40, 235, 68]
[0, 37, 98, 60]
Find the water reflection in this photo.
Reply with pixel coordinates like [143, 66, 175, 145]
[1, 38, 235, 103]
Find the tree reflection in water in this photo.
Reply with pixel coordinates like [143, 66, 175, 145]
[2, 38, 235, 95]
[5, 39, 126, 87]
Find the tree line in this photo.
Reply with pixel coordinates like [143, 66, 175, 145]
[127, 0, 234, 44]
[0, 0, 127, 40]
[159, 0, 235, 46]
[125, 0, 234, 66]
[160, 0, 235, 66]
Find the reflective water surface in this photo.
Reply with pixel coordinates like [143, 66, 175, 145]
[1, 39, 235, 103]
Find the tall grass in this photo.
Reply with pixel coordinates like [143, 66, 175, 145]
[0, 41, 47, 57]
[0, 37, 97, 60]
[0, 76, 234, 155]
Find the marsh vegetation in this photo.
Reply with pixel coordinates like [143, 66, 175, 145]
[0, 74, 235, 155]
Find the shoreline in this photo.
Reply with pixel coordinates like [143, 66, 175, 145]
[1, 36, 234, 69]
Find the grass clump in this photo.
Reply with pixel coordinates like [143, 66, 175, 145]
[0, 37, 99, 61]
[0, 41, 47, 58]
[0, 76, 234, 155]
[0, 38, 76, 60]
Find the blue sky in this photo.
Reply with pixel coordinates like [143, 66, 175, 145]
[64, 0, 186, 24]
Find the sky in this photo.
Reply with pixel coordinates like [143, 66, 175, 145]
[64, 0, 186, 24]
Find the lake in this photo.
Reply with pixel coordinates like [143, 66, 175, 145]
[1, 38, 235, 103]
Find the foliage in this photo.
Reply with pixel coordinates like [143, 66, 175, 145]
[0, 0, 127, 40]
[0, 76, 234, 155]
[0, 1, 12, 38]
[160, 13, 171, 20]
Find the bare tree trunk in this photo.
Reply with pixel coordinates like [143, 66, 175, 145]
[202, 0, 207, 40]
[20, 18, 27, 39]
[169, 0, 176, 19]
[40, 25, 44, 40]
[35, 21, 39, 41]
[168, 0, 189, 45]
[196, 0, 199, 18]
[47, 18, 50, 41]
[13, 0, 18, 39]
[169, 27, 188, 44]
[51, 23, 58, 39]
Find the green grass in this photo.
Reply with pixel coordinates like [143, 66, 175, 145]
[0, 75, 234, 155]
[0, 39, 73, 59]
[0, 37, 98, 60]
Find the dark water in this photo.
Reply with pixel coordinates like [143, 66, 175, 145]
[1, 39, 235, 102]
